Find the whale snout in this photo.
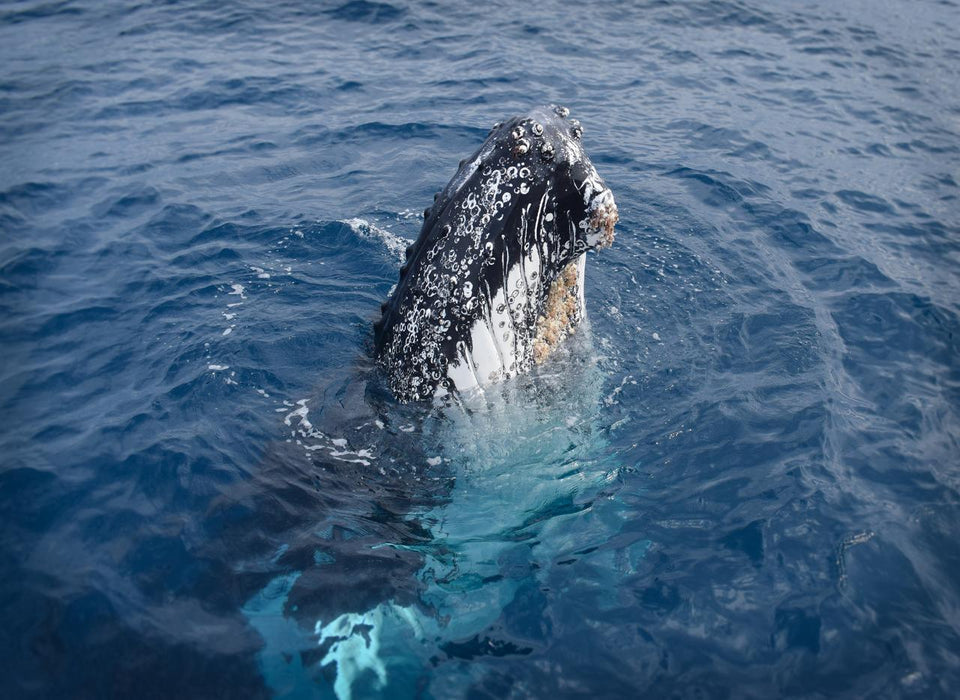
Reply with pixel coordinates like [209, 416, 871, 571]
[375, 105, 618, 402]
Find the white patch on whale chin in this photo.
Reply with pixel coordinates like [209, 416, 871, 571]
[445, 342, 481, 395]
[444, 250, 590, 397]
[573, 252, 587, 315]
[468, 317, 504, 383]
[445, 273, 530, 395]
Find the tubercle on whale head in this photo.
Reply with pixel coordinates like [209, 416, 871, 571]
[374, 105, 618, 403]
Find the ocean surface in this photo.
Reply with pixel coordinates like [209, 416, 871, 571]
[2, 0, 959, 697]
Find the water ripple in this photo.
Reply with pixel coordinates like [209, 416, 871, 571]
[2, 0, 959, 697]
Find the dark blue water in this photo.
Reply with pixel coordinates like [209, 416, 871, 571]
[3, 0, 959, 697]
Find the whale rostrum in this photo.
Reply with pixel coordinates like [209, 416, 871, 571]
[374, 105, 618, 402]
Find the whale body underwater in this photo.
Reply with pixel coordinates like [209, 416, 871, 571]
[374, 105, 618, 402]
[239, 107, 619, 696]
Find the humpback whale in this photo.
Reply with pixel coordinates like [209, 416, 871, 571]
[374, 105, 618, 402]
[238, 108, 620, 697]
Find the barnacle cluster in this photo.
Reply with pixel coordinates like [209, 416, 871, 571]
[376, 105, 617, 401]
[589, 196, 619, 250]
[532, 261, 582, 365]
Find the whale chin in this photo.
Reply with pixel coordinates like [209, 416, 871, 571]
[375, 105, 618, 403]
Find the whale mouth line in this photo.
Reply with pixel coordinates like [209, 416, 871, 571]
[375, 105, 618, 402]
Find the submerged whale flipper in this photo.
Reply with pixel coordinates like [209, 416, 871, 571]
[375, 105, 618, 402]
[238, 107, 620, 696]
[241, 332, 614, 698]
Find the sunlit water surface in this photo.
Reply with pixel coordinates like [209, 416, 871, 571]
[2, 0, 959, 697]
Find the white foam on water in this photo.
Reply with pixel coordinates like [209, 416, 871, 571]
[283, 399, 312, 431]
[344, 217, 412, 261]
[321, 448, 373, 466]
[603, 374, 634, 406]
[283, 398, 377, 465]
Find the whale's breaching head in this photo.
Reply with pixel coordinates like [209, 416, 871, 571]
[374, 105, 618, 402]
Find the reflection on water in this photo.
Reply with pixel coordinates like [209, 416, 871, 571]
[245, 330, 630, 697]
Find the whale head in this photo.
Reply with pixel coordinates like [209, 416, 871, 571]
[374, 105, 618, 403]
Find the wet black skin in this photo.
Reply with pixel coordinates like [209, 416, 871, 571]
[374, 105, 612, 402]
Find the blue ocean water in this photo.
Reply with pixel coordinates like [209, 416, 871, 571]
[2, 0, 959, 696]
